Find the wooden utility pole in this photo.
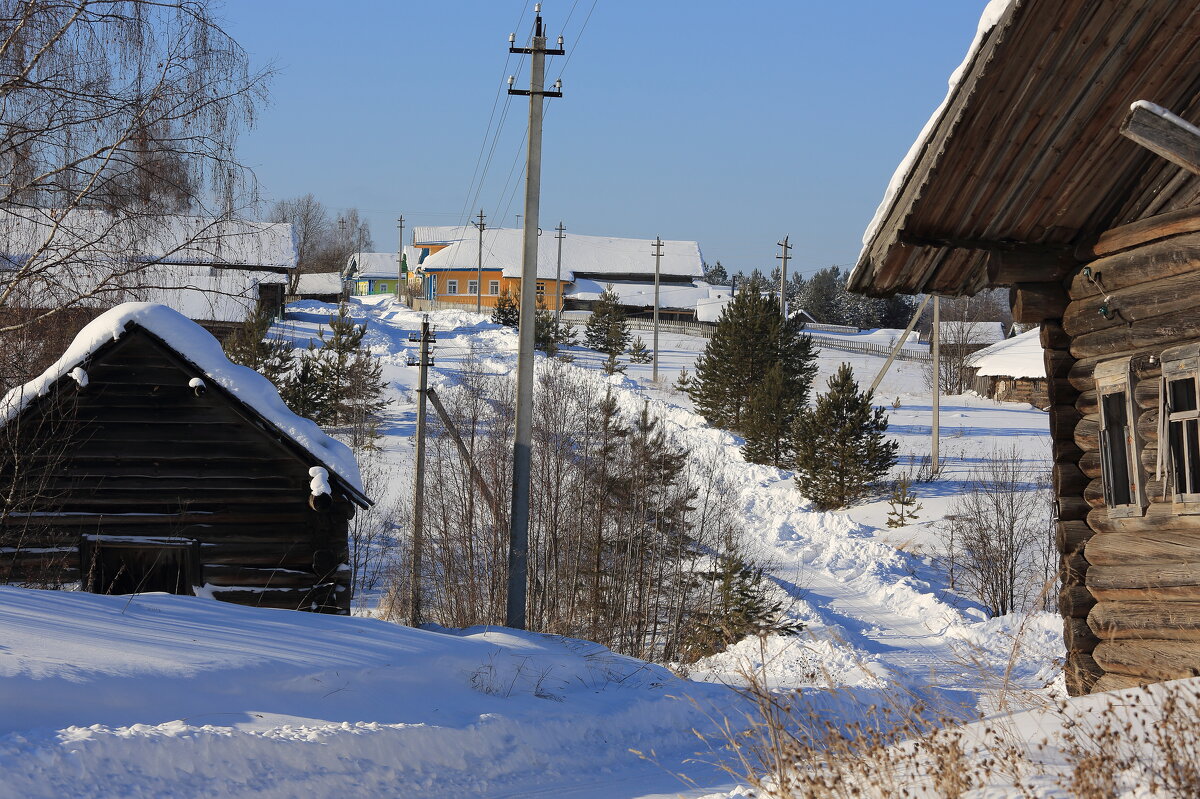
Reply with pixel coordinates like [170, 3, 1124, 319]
[776, 235, 791, 318]
[554, 222, 566, 318]
[652, 236, 664, 383]
[504, 4, 564, 630]
[474, 209, 486, 314]
[410, 315, 433, 626]
[396, 215, 405, 301]
[931, 295, 941, 476]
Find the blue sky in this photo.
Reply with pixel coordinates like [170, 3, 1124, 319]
[226, 1, 987, 277]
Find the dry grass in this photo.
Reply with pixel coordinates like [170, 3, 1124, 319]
[701, 656, 1200, 798]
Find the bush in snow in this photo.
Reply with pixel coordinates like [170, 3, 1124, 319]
[937, 449, 1054, 617]
[791, 363, 898, 510]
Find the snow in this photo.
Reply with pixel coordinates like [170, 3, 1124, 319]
[68, 366, 88, 387]
[566, 277, 727, 313]
[1130, 99, 1200, 139]
[0, 295, 1096, 796]
[856, 0, 1014, 258]
[970, 327, 1045, 378]
[308, 466, 331, 497]
[418, 227, 704, 281]
[295, 271, 345, 295]
[0, 302, 364, 496]
[188, 377, 205, 390]
[345, 251, 401, 280]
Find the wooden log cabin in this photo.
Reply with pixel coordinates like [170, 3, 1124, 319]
[0, 303, 370, 613]
[849, 0, 1200, 693]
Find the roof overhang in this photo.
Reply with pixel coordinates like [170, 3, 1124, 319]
[851, 0, 1200, 298]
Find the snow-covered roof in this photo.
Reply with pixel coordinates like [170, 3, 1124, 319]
[0, 303, 366, 501]
[565, 278, 722, 312]
[970, 327, 1045, 379]
[412, 225, 468, 245]
[345, 252, 402, 280]
[419, 228, 704, 282]
[295, 272, 344, 295]
[1, 208, 297, 268]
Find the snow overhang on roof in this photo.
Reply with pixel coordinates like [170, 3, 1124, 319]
[850, 0, 1200, 299]
[0, 303, 369, 506]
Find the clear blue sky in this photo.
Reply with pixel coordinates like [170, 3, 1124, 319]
[224, 1, 987, 277]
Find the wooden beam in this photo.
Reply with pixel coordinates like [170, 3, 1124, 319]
[1120, 101, 1200, 176]
[1084, 207, 1200, 259]
[1011, 281, 1069, 323]
[985, 249, 1077, 286]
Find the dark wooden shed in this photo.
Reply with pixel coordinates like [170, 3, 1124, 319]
[0, 303, 370, 613]
[850, 0, 1200, 693]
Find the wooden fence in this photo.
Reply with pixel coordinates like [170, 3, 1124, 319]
[805, 334, 932, 362]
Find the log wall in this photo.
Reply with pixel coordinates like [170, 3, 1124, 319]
[1053, 213, 1200, 692]
[0, 330, 353, 613]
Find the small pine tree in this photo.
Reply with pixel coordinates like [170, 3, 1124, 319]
[584, 285, 631, 357]
[791, 363, 899, 510]
[679, 553, 804, 662]
[602, 350, 625, 375]
[628, 336, 652, 364]
[885, 475, 923, 528]
[279, 344, 330, 421]
[741, 362, 796, 467]
[315, 305, 387, 436]
[491, 288, 520, 327]
[673, 367, 692, 393]
[534, 297, 576, 356]
[223, 306, 293, 385]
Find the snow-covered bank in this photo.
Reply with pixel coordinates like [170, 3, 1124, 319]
[0, 586, 744, 799]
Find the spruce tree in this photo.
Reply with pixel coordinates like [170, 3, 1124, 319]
[223, 306, 293, 385]
[491, 289, 520, 327]
[791, 363, 899, 510]
[315, 305, 387, 433]
[279, 343, 330, 421]
[628, 336, 651, 364]
[534, 297, 575, 356]
[690, 274, 817, 431]
[584, 285, 631, 357]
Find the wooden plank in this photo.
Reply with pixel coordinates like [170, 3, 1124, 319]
[1093, 639, 1200, 681]
[202, 565, 317, 589]
[1012, 282, 1069, 323]
[1088, 563, 1200, 600]
[1089, 600, 1200, 641]
[1120, 101, 1200, 177]
[986, 249, 1078, 285]
[1083, 212, 1200, 262]
[1064, 267, 1200, 338]
[1070, 306, 1200, 361]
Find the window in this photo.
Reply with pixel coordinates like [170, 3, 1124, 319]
[489, 280, 500, 295]
[468, 280, 478, 295]
[1162, 344, 1200, 510]
[1095, 357, 1143, 517]
[536, 282, 546, 296]
[447, 280, 458, 295]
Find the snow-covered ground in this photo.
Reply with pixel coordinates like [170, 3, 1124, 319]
[2, 296, 1076, 797]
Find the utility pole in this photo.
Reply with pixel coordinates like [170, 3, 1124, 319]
[554, 222, 566, 318]
[410, 315, 433, 627]
[652, 236, 664, 383]
[474, 209, 486, 314]
[931, 295, 941, 477]
[396, 215, 405, 301]
[504, 4, 564, 630]
[869, 294, 931, 394]
[776, 235, 791, 318]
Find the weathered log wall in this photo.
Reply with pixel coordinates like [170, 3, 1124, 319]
[1052, 211, 1200, 692]
[0, 330, 353, 613]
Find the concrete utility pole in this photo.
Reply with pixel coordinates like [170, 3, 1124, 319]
[410, 315, 433, 627]
[554, 222, 566, 318]
[396, 215, 405, 301]
[473, 210, 486, 314]
[931, 295, 941, 477]
[504, 4, 564, 630]
[869, 294, 931, 394]
[776, 235, 791, 318]
[652, 236, 664, 383]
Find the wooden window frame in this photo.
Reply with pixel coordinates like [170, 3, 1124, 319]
[1161, 343, 1200, 513]
[535, 282, 546, 297]
[467, 279, 479, 296]
[446, 280, 458, 296]
[1095, 357, 1145, 518]
[489, 280, 500, 295]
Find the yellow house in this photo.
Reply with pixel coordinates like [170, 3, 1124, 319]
[413, 226, 703, 314]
